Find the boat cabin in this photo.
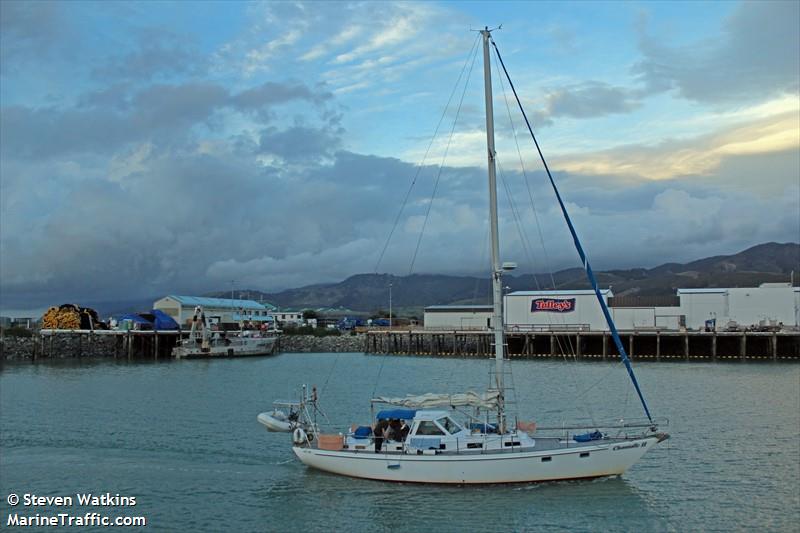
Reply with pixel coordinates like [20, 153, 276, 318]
[343, 409, 536, 454]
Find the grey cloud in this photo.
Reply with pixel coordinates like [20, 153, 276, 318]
[131, 83, 229, 131]
[0, 105, 133, 159]
[633, 1, 800, 104]
[258, 125, 342, 164]
[541, 82, 642, 120]
[1, 81, 336, 159]
[91, 30, 206, 82]
[79, 83, 134, 111]
[3, 134, 797, 312]
[233, 82, 332, 110]
[0, 1, 68, 71]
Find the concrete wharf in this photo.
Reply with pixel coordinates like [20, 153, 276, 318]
[365, 329, 800, 361]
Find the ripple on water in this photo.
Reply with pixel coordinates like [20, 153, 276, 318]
[1, 355, 798, 532]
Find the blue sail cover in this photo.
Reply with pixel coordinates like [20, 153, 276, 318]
[376, 409, 417, 420]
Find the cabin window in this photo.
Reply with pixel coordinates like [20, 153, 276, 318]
[541, 456, 552, 462]
[415, 421, 445, 436]
[580, 452, 590, 458]
[438, 417, 463, 435]
[467, 442, 483, 449]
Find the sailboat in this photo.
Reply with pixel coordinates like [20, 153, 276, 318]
[285, 29, 668, 484]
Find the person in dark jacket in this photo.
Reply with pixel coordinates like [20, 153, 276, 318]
[399, 419, 410, 442]
[389, 419, 401, 441]
[374, 419, 389, 453]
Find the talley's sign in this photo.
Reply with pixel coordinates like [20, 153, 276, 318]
[531, 298, 576, 313]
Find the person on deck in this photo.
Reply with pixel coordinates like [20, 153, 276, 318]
[388, 419, 401, 441]
[399, 419, 410, 442]
[374, 419, 389, 453]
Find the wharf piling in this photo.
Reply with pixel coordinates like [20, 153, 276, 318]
[365, 330, 800, 361]
[32, 329, 180, 360]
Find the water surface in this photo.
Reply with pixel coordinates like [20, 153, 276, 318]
[1, 354, 798, 532]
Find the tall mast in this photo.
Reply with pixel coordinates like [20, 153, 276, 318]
[481, 28, 506, 433]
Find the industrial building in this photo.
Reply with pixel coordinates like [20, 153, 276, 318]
[505, 290, 612, 331]
[273, 310, 303, 326]
[153, 295, 277, 327]
[422, 283, 798, 332]
[678, 283, 798, 330]
[424, 305, 493, 330]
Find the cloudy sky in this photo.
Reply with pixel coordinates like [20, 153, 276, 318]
[1, 0, 798, 313]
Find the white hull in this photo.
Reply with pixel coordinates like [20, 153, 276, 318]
[293, 436, 659, 484]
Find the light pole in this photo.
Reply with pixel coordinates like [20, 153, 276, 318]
[389, 281, 393, 329]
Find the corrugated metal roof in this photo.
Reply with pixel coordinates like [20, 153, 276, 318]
[506, 290, 611, 296]
[166, 295, 271, 310]
[231, 313, 274, 321]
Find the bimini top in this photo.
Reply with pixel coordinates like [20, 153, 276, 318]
[376, 409, 417, 420]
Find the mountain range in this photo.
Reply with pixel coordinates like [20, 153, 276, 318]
[219, 242, 798, 315]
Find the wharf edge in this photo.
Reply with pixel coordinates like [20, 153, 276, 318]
[1, 330, 798, 361]
[364, 330, 800, 361]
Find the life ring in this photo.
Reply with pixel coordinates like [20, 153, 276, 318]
[292, 428, 307, 445]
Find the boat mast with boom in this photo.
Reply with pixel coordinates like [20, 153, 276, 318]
[280, 28, 668, 485]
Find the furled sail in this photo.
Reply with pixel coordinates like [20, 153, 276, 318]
[373, 391, 500, 410]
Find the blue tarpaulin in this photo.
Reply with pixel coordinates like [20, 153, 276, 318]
[149, 310, 180, 330]
[376, 409, 417, 420]
[117, 310, 180, 331]
[574, 430, 604, 442]
[118, 313, 153, 326]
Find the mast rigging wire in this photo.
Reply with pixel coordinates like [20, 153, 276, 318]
[408, 42, 480, 274]
[373, 34, 481, 274]
[490, 37, 654, 423]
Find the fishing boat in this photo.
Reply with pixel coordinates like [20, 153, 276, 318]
[286, 28, 668, 484]
[173, 306, 278, 359]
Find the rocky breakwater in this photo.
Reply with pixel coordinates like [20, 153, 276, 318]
[279, 334, 366, 353]
[1, 333, 119, 361]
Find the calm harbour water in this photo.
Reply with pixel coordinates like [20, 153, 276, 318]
[1, 352, 798, 532]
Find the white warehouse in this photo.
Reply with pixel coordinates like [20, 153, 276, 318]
[424, 305, 494, 330]
[424, 283, 798, 332]
[504, 290, 612, 331]
[679, 283, 798, 330]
